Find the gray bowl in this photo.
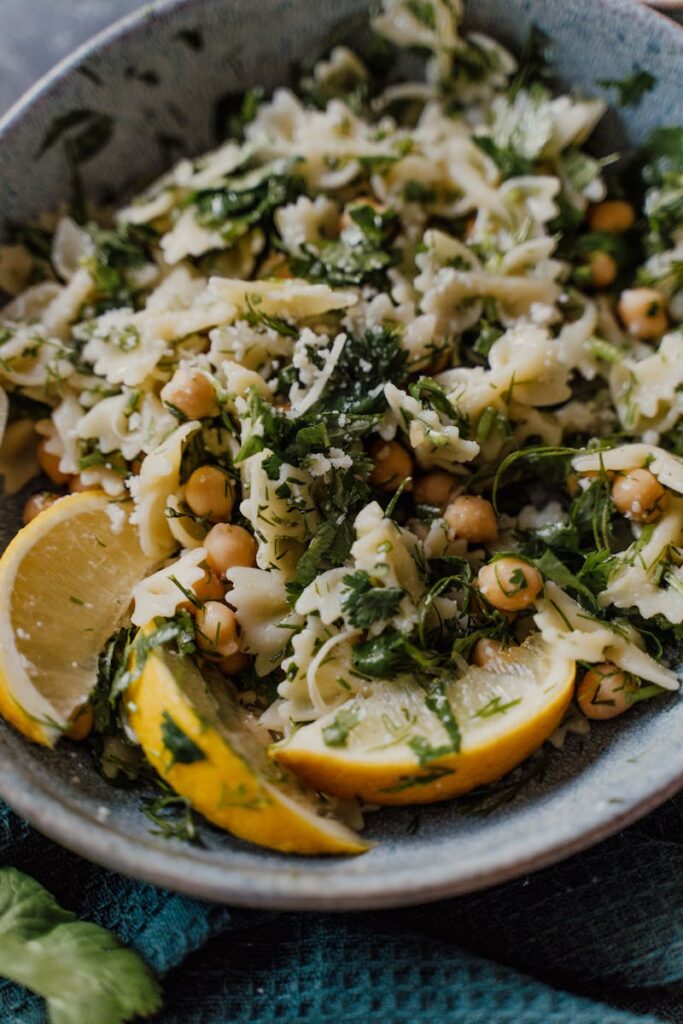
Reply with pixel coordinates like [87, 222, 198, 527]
[1, 0, 682, 910]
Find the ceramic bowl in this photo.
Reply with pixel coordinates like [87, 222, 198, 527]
[0, 0, 682, 910]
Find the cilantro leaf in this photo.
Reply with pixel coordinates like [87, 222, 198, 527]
[160, 712, 206, 767]
[341, 570, 404, 627]
[0, 868, 161, 1024]
[289, 204, 398, 287]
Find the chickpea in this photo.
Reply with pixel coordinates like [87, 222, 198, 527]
[22, 491, 59, 525]
[471, 637, 504, 667]
[413, 471, 457, 508]
[161, 366, 218, 421]
[185, 466, 235, 522]
[617, 287, 668, 340]
[217, 650, 251, 676]
[587, 251, 617, 289]
[444, 495, 498, 544]
[611, 467, 667, 523]
[195, 567, 227, 603]
[477, 557, 543, 612]
[204, 523, 258, 578]
[257, 252, 293, 280]
[368, 439, 413, 493]
[36, 438, 70, 486]
[577, 663, 638, 720]
[587, 200, 636, 233]
[65, 703, 94, 741]
[196, 601, 239, 658]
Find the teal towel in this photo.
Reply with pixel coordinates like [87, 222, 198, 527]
[1, 796, 681, 1023]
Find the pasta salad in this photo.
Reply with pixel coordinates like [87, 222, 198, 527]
[0, 0, 682, 851]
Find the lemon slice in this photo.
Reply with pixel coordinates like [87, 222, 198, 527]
[0, 491, 155, 746]
[127, 642, 368, 855]
[274, 641, 575, 805]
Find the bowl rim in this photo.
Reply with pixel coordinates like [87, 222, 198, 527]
[0, 0, 683, 910]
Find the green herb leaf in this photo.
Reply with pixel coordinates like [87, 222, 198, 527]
[341, 570, 404, 627]
[322, 706, 361, 747]
[0, 867, 161, 1024]
[160, 711, 206, 767]
[598, 68, 656, 108]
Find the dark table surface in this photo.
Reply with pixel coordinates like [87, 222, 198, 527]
[0, 0, 144, 114]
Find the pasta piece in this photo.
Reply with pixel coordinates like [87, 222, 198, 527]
[226, 565, 302, 675]
[129, 420, 201, 558]
[534, 582, 678, 689]
[131, 548, 208, 626]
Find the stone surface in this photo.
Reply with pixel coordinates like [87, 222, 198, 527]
[0, 0, 143, 113]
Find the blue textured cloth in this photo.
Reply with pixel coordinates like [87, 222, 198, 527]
[2, 796, 683, 1023]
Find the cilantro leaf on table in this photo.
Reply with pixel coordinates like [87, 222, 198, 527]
[0, 868, 161, 1024]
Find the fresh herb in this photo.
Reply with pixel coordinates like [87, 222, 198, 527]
[472, 135, 534, 180]
[509, 25, 554, 97]
[312, 324, 409, 416]
[341, 570, 404, 627]
[322, 706, 361, 747]
[598, 68, 656, 108]
[641, 126, 683, 250]
[381, 764, 453, 793]
[289, 204, 398, 287]
[352, 631, 440, 678]
[245, 293, 298, 337]
[0, 867, 161, 1024]
[192, 164, 300, 245]
[424, 680, 461, 753]
[83, 223, 152, 311]
[212, 86, 265, 142]
[142, 788, 199, 842]
[160, 712, 206, 767]
[473, 695, 522, 719]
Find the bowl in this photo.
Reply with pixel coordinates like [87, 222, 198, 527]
[0, 0, 682, 910]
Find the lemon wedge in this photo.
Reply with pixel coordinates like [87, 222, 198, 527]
[0, 491, 155, 746]
[127, 641, 369, 855]
[274, 641, 575, 805]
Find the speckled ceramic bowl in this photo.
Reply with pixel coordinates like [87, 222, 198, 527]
[0, 0, 682, 910]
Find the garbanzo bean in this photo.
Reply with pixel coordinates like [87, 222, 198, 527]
[413, 471, 457, 508]
[577, 663, 638, 719]
[204, 523, 257, 578]
[617, 287, 668, 340]
[471, 637, 504, 667]
[477, 557, 543, 612]
[611, 467, 667, 523]
[587, 251, 617, 289]
[196, 601, 239, 658]
[444, 495, 498, 544]
[36, 438, 70, 486]
[185, 466, 235, 522]
[368, 439, 413, 493]
[217, 650, 251, 676]
[587, 200, 636, 233]
[22, 491, 60, 525]
[161, 367, 218, 420]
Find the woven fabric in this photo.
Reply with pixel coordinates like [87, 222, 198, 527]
[2, 797, 683, 1023]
